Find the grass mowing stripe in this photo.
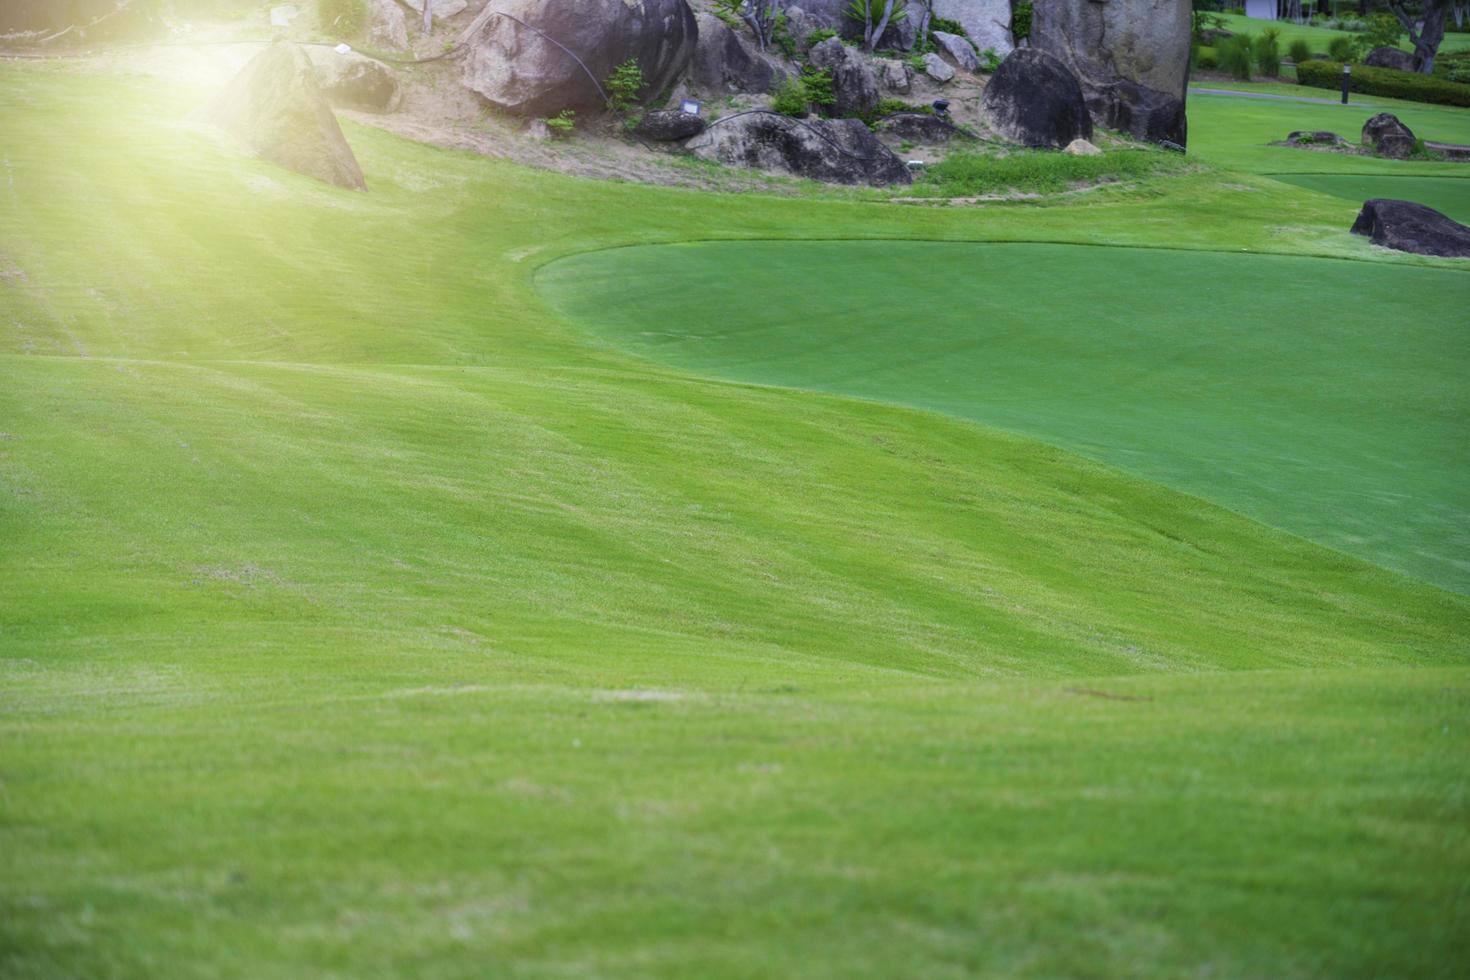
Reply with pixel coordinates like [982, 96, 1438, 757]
[539, 240, 1470, 592]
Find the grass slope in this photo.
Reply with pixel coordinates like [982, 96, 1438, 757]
[539, 240, 1470, 592]
[1216, 12, 1470, 56]
[1271, 172, 1470, 221]
[2, 65, 1468, 978]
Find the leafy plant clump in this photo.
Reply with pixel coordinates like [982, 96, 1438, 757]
[1011, 1, 1032, 42]
[606, 59, 645, 115]
[806, 27, 839, 47]
[912, 148, 1192, 198]
[1219, 34, 1254, 80]
[1253, 27, 1281, 77]
[770, 76, 810, 116]
[1297, 58, 1470, 107]
[1288, 39, 1312, 64]
[1326, 35, 1356, 63]
[543, 110, 576, 136]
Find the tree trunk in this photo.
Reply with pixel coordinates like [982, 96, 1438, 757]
[868, 0, 895, 51]
[422, 1, 432, 35]
[1391, 0, 1449, 74]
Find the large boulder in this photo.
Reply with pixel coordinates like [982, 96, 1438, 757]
[366, 0, 408, 51]
[305, 48, 402, 112]
[0, 0, 163, 44]
[1362, 112, 1416, 159]
[691, 13, 778, 94]
[932, 31, 979, 72]
[1031, 0, 1191, 148]
[921, 52, 955, 83]
[931, 0, 1013, 59]
[1351, 199, 1470, 258]
[1364, 46, 1415, 71]
[458, 0, 697, 117]
[203, 42, 366, 190]
[807, 36, 880, 118]
[634, 108, 705, 141]
[980, 48, 1092, 149]
[879, 112, 956, 142]
[687, 112, 912, 186]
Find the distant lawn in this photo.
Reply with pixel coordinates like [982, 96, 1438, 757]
[1217, 12, 1470, 56]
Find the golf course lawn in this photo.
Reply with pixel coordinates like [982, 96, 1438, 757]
[2, 63, 1469, 979]
[1270, 172, 1470, 222]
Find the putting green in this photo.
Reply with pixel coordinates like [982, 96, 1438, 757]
[540, 241, 1470, 593]
[1269, 174, 1470, 223]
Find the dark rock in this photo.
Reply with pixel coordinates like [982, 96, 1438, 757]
[1031, 0, 1191, 147]
[1351, 199, 1470, 258]
[305, 49, 401, 113]
[458, 0, 697, 117]
[980, 48, 1092, 149]
[879, 112, 955, 142]
[691, 13, 778, 94]
[1285, 130, 1347, 146]
[635, 109, 706, 141]
[807, 36, 880, 118]
[1362, 112, 1416, 159]
[686, 112, 912, 186]
[203, 42, 366, 190]
[1364, 46, 1415, 71]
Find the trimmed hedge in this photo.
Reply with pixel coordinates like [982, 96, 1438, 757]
[1297, 59, 1470, 107]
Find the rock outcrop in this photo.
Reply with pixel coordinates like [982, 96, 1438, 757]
[305, 48, 401, 113]
[1364, 46, 1415, 71]
[980, 48, 1092, 149]
[807, 36, 880, 118]
[932, 31, 979, 72]
[879, 112, 956, 142]
[1351, 199, 1470, 258]
[691, 12, 778, 94]
[931, 0, 1013, 59]
[875, 57, 913, 94]
[203, 42, 366, 190]
[1362, 112, 1416, 159]
[1031, 0, 1190, 147]
[687, 112, 912, 186]
[459, 0, 697, 117]
[367, 0, 408, 51]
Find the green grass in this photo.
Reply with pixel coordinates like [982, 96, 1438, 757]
[2, 61, 1469, 979]
[1270, 173, 1470, 222]
[910, 146, 1192, 197]
[1217, 12, 1470, 57]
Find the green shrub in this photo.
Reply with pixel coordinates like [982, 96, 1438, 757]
[1219, 34, 1253, 80]
[606, 59, 645, 115]
[1011, 1, 1032, 42]
[979, 47, 1002, 73]
[543, 110, 575, 136]
[1296, 59, 1470, 107]
[1288, 39, 1312, 64]
[1326, 35, 1357, 62]
[801, 66, 836, 111]
[772, 13, 797, 57]
[1254, 27, 1281, 77]
[316, 0, 364, 37]
[771, 76, 810, 117]
[1361, 12, 1404, 51]
[806, 27, 838, 48]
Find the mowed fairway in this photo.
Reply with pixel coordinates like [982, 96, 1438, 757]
[2, 66, 1469, 979]
[540, 241, 1470, 591]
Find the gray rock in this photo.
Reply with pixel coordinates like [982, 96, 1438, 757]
[875, 57, 912, 94]
[1065, 138, 1101, 156]
[691, 13, 778, 94]
[401, 0, 468, 20]
[807, 36, 879, 118]
[1362, 112, 1416, 159]
[366, 0, 408, 51]
[1285, 130, 1348, 147]
[203, 42, 365, 190]
[635, 108, 706, 141]
[931, 0, 1013, 58]
[932, 31, 979, 72]
[458, 0, 697, 117]
[687, 112, 912, 186]
[921, 52, 955, 83]
[879, 112, 955, 142]
[980, 47, 1092, 149]
[1351, 199, 1470, 258]
[1031, 0, 1191, 147]
[1364, 46, 1415, 71]
[305, 48, 401, 113]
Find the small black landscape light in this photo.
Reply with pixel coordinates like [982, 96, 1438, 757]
[1341, 63, 1351, 105]
[681, 98, 702, 117]
[932, 99, 951, 119]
